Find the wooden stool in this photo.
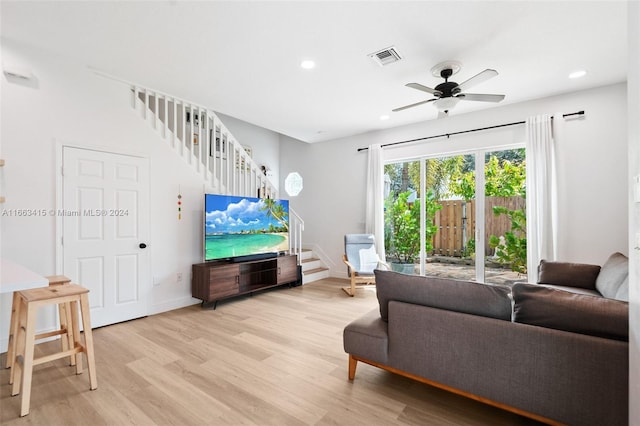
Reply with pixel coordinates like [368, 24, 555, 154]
[6, 275, 73, 370]
[10, 284, 97, 417]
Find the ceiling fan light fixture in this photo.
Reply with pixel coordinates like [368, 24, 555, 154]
[394, 64, 501, 113]
[433, 97, 460, 111]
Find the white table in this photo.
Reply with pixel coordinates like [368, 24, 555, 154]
[1, 259, 48, 294]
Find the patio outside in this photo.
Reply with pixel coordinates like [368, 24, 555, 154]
[425, 256, 526, 286]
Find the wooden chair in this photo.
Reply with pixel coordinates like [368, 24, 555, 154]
[342, 234, 388, 296]
[9, 284, 97, 417]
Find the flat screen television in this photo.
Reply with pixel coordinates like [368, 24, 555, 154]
[204, 194, 289, 261]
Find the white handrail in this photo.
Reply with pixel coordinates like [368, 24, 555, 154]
[289, 208, 305, 265]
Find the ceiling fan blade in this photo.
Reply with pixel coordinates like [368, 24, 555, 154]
[392, 98, 436, 112]
[456, 93, 505, 102]
[406, 83, 443, 97]
[456, 69, 498, 91]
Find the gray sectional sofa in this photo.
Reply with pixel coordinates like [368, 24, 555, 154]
[343, 253, 629, 425]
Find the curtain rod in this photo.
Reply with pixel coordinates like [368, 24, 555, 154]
[357, 110, 585, 152]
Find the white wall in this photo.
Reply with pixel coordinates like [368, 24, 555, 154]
[628, 1, 639, 423]
[280, 134, 369, 271]
[0, 39, 279, 350]
[281, 83, 629, 278]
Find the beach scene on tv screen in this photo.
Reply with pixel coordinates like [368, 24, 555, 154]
[205, 195, 289, 260]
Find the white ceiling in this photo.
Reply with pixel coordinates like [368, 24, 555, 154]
[1, 1, 628, 143]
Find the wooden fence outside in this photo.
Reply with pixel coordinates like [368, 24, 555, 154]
[431, 196, 525, 257]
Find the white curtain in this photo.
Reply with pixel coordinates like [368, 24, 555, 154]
[525, 114, 558, 282]
[365, 144, 386, 261]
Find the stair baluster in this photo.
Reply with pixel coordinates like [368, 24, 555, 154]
[163, 96, 168, 140]
[172, 99, 177, 149]
[144, 89, 149, 121]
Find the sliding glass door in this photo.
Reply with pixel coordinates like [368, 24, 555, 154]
[384, 147, 527, 284]
[384, 160, 421, 275]
[426, 154, 476, 280]
[483, 148, 527, 284]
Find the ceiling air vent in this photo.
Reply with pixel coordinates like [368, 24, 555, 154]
[368, 46, 403, 66]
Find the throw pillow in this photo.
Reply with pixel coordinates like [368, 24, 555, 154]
[595, 252, 629, 299]
[375, 269, 512, 322]
[614, 276, 629, 302]
[513, 283, 628, 341]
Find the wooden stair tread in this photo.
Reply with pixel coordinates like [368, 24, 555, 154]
[303, 267, 329, 275]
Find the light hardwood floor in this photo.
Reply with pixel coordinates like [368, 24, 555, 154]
[1, 278, 542, 425]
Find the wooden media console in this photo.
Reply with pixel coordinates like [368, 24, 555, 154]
[192, 254, 299, 308]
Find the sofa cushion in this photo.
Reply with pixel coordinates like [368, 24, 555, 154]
[513, 283, 628, 341]
[595, 252, 629, 299]
[375, 269, 512, 322]
[343, 308, 389, 364]
[537, 260, 601, 290]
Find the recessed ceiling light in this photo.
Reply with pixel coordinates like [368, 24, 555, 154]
[379, 115, 390, 121]
[569, 70, 587, 79]
[300, 60, 315, 70]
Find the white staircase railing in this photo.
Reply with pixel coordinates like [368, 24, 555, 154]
[131, 85, 277, 198]
[289, 209, 304, 265]
[130, 82, 305, 264]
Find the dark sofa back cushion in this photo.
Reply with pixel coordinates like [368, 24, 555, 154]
[513, 283, 629, 341]
[537, 260, 601, 289]
[375, 269, 512, 322]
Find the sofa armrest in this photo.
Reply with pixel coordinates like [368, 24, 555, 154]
[537, 259, 601, 290]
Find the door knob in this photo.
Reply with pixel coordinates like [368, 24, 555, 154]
[139, 243, 147, 249]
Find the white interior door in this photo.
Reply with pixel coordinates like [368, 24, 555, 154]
[62, 147, 150, 328]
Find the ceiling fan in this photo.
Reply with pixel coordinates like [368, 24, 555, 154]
[393, 61, 505, 117]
